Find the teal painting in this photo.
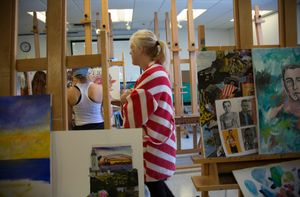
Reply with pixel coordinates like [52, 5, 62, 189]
[252, 48, 300, 154]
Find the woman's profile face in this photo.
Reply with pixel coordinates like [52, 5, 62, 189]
[223, 101, 231, 113]
[130, 43, 141, 66]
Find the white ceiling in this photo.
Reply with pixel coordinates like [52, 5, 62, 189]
[18, 0, 279, 37]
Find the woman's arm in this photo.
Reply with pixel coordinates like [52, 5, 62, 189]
[122, 88, 158, 128]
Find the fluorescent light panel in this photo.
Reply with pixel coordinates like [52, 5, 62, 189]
[230, 9, 273, 22]
[109, 9, 133, 22]
[177, 9, 206, 21]
[27, 11, 46, 23]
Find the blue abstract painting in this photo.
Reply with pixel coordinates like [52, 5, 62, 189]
[233, 159, 300, 197]
[252, 48, 300, 154]
[0, 95, 51, 197]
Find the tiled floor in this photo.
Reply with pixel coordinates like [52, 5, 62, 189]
[166, 132, 239, 197]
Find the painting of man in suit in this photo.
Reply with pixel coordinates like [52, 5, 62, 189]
[239, 99, 254, 127]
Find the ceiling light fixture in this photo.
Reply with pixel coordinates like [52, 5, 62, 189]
[27, 11, 46, 23]
[177, 9, 206, 21]
[109, 9, 133, 22]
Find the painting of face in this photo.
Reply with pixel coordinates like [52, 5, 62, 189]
[283, 67, 300, 101]
[241, 100, 250, 112]
[253, 48, 300, 154]
[223, 101, 231, 113]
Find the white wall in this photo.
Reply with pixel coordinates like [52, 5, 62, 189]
[252, 12, 279, 45]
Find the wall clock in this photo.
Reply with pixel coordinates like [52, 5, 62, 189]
[20, 41, 31, 52]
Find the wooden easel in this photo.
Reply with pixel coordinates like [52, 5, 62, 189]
[168, 0, 200, 155]
[12, 0, 124, 130]
[254, 5, 264, 45]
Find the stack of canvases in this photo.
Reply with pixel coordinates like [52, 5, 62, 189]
[197, 47, 300, 196]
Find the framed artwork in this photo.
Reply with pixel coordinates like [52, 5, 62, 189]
[252, 48, 300, 154]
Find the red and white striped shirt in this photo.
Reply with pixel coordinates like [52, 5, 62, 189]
[122, 63, 176, 182]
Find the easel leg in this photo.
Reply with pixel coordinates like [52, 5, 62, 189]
[202, 191, 209, 197]
[176, 126, 181, 151]
[238, 189, 243, 197]
[201, 164, 209, 197]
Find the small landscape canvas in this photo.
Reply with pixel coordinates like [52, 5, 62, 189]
[252, 48, 300, 154]
[0, 95, 51, 197]
[89, 145, 138, 197]
[233, 159, 300, 197]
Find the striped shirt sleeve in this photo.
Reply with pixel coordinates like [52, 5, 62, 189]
[123, 88, 158, 128]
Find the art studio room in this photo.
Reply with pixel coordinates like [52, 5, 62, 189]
[1, 0, 300, 196]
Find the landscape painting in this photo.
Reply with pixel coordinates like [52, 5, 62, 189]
[0, 95, 51, 197]
[252, 48, 300, 154]
[233, 159, 300, 197]
[89, 145, 138, 197]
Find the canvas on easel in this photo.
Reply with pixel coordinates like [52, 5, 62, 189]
[197, 50, 255, 157]
[252, 48, 300, 154]
[0, 95, 51, 197]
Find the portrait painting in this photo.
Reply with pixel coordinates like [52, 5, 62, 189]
[241, 126, 258, 151]
[220, 128, 242, 155]
[252, 48, 300, 154]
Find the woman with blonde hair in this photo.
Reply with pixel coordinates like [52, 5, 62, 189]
[121, 29, 176, 197]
